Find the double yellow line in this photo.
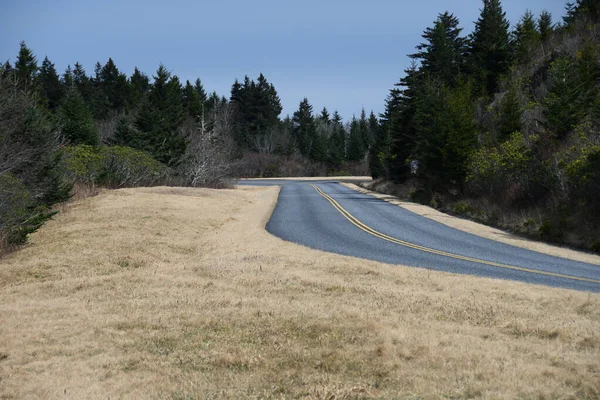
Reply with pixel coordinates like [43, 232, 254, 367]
[312, 184, 600, 285]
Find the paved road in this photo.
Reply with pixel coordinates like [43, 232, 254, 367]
[238, 179, 600, 292]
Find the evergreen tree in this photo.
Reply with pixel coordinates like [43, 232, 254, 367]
[183, 79, 203, 121]
[59, 88, 99, 146]
[413, 76, 446, 179]
[410, 11, 467, 86]
[368, 111, 390, 179]
[37, 56, 63, 111]
[358, 108, 371, 151]
[497, 84, 522, 142]
[134, 64, 186, 165]
[513, 10, 540, 64]
[292, 98, 316, 157]
[386, 64, 420, 181]
[1, 60, 13, 79]
[95, 58, 129, 115]
[328, 111, 346, 168]
[62, 65, 74, 88]
[346, 116, 365, 162]
[128, 67, 149, 110]
[14, 41, 37, 90]
[468, 0, 512, 95]
[441, 80, 477, 184]
[538, 11, 554, 42]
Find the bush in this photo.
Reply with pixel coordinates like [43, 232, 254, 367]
[566, 144, 600, 210]
[61, 145, 170, 188]
[466, 132, 552, 206]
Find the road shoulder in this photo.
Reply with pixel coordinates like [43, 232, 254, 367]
[341, 182, 600, 266]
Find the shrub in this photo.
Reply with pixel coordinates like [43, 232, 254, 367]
[61, 145, 170, 188]
[466, 132, 551, 206]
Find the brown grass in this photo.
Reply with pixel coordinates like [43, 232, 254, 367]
[0, 185, 599, 399]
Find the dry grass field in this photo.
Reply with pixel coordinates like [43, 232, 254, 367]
[0, 185, 599, 399]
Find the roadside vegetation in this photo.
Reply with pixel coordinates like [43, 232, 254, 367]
[0, 185, 598, 399]
[368, 0, 600, 253]
[0, 44, 372, 250]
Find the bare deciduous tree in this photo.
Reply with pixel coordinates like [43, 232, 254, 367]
[180, 102, 235, 187]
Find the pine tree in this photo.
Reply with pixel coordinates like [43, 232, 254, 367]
[497, 84, 522, 142]
[328, 111, 346, 168]
[134, 64, 186, 165]
[441, 80, 477, 184]
[513, 10, 540, 64]
[1, 60, 13, 79]
[346, 116, 365, 162]
[386, 63, 420, 181]
[468, 0, 512, 95]
[413, 76, 446, 179]
[59, 88, 99, 146]
[359, 108, 371, 151]
[368, 111, 389, 179]
[183, 80, 203, 121]
[292, 98, 316, 157]
[128, 67, 149, 110]
[538, 11, 553, 42]
[37, 56, 63, 111]
[62, 65, 74, 88]
[96, 58, 129, 114]
[14, 41, 38, 90]
[410, 12, 467, 87]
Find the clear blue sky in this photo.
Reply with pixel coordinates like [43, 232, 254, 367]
[1, 0, 567, 120]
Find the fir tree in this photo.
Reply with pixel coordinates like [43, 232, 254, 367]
[368, 111, 389, 179]
[37, 56, 63, 111]
[128, 67, 149, 110]
[62, 65, 74, 88]
[410, 12, 467, 87]
[538, 11, 554, 42]
[513, 10, 540, 64]
[346, 117, 365, 162]
[15, 41, 38, 90]
[386, 63, 420, 181]
[134, 64, 186, 165]
[184, 80, 203, 121]
[497, 84, 522, 142]
[468, 0, 512, 95]
[292, 98, 316, 158]
[359, 108, 371, 151]
[328, 111, 346, 168]
[59, 88, 99, 146]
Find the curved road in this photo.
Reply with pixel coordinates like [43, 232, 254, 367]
[238, 179, 600, 292]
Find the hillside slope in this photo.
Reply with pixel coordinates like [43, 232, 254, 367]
[0, 186, 599, 399]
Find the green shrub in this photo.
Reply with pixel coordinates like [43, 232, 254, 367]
[466, 132, 551, 205]
[61, 145, 170, 188]
[539, 219, 564, 243]
[566, 145, 600, 209]
[452, 202, 471, 215]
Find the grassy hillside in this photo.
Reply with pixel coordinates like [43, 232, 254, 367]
[0, 186, 598, 399]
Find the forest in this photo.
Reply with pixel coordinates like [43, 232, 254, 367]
[368, 0, 600, 252]
[1, 0, 599, 251]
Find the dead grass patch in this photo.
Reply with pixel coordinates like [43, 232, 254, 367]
[0, 185, 599, 399]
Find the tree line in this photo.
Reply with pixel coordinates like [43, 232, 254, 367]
[0, 39, 376, 246]
[370, 0, 600, 250]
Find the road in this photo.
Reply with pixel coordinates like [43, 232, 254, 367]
[238, 179, 600, 292]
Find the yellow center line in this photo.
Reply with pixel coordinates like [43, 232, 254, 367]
[311, 184, 600, 285]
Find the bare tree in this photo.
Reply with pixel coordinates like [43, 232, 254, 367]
[180, 102, 235, 187]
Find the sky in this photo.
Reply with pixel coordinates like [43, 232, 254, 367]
[1, 0, 567, 120]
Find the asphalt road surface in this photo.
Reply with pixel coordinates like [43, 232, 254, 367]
[238, 179, 600, 292]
